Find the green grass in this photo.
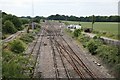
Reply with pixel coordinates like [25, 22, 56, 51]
[81, 22, 118, 35]
[62, 21, 119, 35]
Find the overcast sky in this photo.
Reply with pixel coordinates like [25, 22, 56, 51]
[0, 0, 119, 17]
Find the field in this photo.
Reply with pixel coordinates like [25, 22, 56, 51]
[62, 21, 119, 35]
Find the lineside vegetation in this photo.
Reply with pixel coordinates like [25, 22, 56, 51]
[65, 28, 120, 78]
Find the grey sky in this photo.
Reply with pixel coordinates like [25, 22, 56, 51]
[0, 0, 119, 17]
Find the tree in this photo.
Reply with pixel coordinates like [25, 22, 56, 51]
[20, 18, 29, 24]
[92, 15, 95, 31]
[12, 15, 22, 30]
[2, 14, 13, 25]
[3, 14, 22, 30]
[33, 16, 41, 23]
[3, 20, 17, 34]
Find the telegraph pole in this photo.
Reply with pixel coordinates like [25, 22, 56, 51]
[92, 15, 95, 31]
[32, 0, 34, 31]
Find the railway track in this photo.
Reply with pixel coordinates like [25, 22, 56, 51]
[54, 37, 96, 78]
[46, 28, 72, 79]
[47, 30, 85, 79]
[46, 24, 97, 79]
[54, 40, 71, 79]
[25, 28, 45, 78]
[31, 21, 110, 79]
[31, 33, 44, 78]
[49, 35, 60, 79]
[60, 36, 96, 77]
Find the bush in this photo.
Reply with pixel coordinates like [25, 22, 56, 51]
[2, 56, 29, 78]
[2, 50, 15, 62]
[106, 32, 115, 38]
[12, 15, 22, 30]
[3, 61, 23, 78]
[2, 49, 29, 78]
[86, 39, 98, 55]
[93, 35, 101, 40]
[9, 39, 26, 53]
[78, 34, 89, 47]
[3, 20, 17, 34]
[36, 24, 41, 28]
[102, 31, 107, 35]
[73, 29, 81, 37]
[20, 33, 35, 44]
[96, 45, 120, 64]
[20, 18, 29, 24]
[65, 29, 72, 33]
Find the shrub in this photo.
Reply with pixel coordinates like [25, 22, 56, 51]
[20, 33, 35, 44]
[102, 31, 107, 35]
[73, 29, 81, 37]
[2, 55, 29, 78]
[86, 39, 98, 55]
[93, 35, 101, 40]
[66, 29, 72, 33]
[12, 15, 22, 30]
[2, 61, 23, 78]
[20, 18, 29, 25]
[106, 32, 115, 38]
[96, 45, 120, 64]
[2, 50, 29, 78]
[36, 24, 41, 28]
[2, 50, 15, 62]
[78, 34, 89, 47]
[9, 39, 26, 53]
[3, 20, 17, 34]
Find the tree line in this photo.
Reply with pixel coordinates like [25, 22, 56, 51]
[47, 14, 120, 22]
[2, 12, 119, 36]
[20, 14, 120, 22]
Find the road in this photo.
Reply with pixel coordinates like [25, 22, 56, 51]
[25, 21, 113, 79]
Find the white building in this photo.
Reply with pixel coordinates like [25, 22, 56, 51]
[67, 24, 81, 31]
